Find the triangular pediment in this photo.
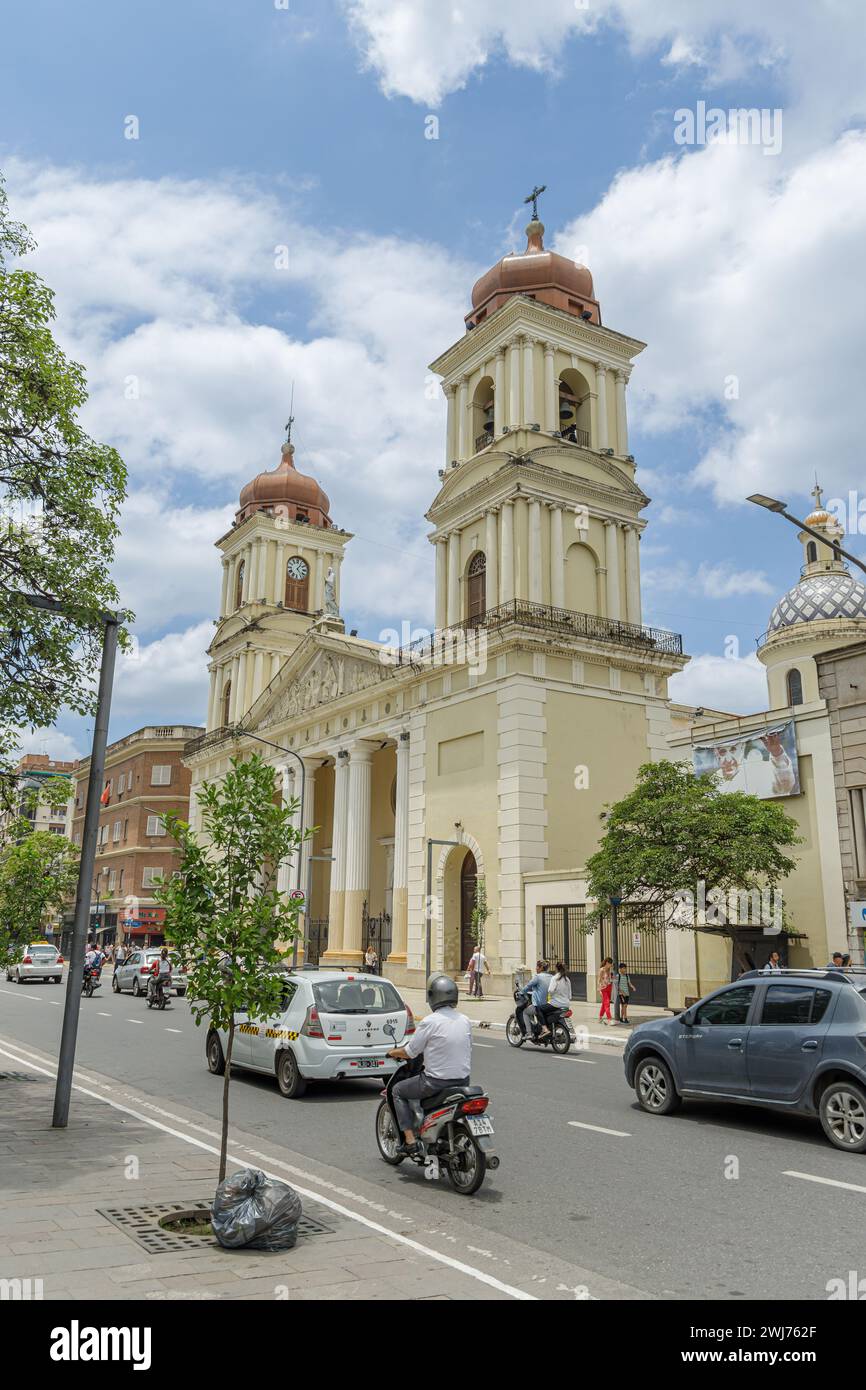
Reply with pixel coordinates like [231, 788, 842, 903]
[244, 630, 388, 733]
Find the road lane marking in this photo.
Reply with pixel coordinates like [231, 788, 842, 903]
[784, 1169, 866, 1195]
[126, 1018, 143, 1025]
[0, 988, 41, 1001]
[98, 1012, 112, 1017]
[0, 1040, 536, 1302]
[568, 1121, 631, 1138]
[165, 1028, 182, 1034]
[474, 1042, 494, 1048]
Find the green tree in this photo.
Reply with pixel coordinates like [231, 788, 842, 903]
[0, 829, 79, 959]
[470, 875, 489, 950]
[585, 760, 802, 974]
[0, 173, 128, 780]
[157, 755, 306, 1182]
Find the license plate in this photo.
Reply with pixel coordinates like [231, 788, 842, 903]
[352, 1058, 384, 1068]
[466, 1116, 494, 1137]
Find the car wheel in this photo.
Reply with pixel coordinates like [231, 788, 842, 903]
[819, 1080, 866, 1153]
[375, 1100, 405, 1165]
[635, 1055, 681, 1115]
[276, 1049, 307, 1099]
[206, 1032, 226, 1075]
[176, 990, 186, 997]
[16, 971, 23, 984]
[132, 978, 142, 997]
[112, 974, 120, 993]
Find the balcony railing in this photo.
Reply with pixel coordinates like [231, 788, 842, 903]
[393, 599, 683, 664]
[560, 425, 591, 448]
[185, 724, 235, 757]
[475, 429, 495, 453]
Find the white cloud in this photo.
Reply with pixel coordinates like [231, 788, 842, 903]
[12, 728, 85, 763]
[669, 651, 768, 714]
[112, 622, 212, 728]
[644, 558, 772, 601]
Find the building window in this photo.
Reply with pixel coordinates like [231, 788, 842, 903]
[113, 820, 121, 843]
[123, 818, 128, 841]
[285, 556, 310, 612]
[466, 551, 486, 625]
[142, 867, 161, 889]
[235, 559, 245, 610]
[806, 541, 817, 563]
[118, 772, 125, 793]
[151, 765, 171, 786]
[119, 868, 124, 892]
[108, 869, 116, 892]
[146, 815, 166, 836]
[786, 668, 804, 706]
[850, 788, 866, 879]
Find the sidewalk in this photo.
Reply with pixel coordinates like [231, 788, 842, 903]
[399, 985, 669, 1043]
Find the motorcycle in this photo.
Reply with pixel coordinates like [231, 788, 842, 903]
[82, 965, 102, 998]
[506, 989, 576, 1054]
[146, 975, 170, 1010]
[374, 1053, 499, 1196]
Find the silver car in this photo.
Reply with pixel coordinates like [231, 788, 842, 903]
[6, 943, 64, 984]
[112, 948, 187, 997]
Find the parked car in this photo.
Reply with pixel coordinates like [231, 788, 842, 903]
[6, 942, 64, 984]
[206, 969, 415, 1098]
[112, 948, 187, 997]
[624, 967, 866, 1153]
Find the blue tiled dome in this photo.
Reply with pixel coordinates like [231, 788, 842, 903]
[768, 571, 866, 633]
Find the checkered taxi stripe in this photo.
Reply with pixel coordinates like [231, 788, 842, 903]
[236, 1024, 299, 1040]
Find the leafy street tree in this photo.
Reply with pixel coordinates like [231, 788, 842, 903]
[0, 829, 79, 961]
[585, 760, 802, 973]
[0, 173, 128, 781]
[157, 755, 306, 1182]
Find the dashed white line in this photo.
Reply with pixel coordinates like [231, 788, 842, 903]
[98, 1012, 112, 1018]
[165, 1028, 182, 1034]
[784, 1169, 866, 1195]
[568, 1121, 631, 1138]
[0, 987, 41, 1000]
[126, 1018, 143, 1025]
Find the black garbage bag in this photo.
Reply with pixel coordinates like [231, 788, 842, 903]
[211, 1167, 302, 1251]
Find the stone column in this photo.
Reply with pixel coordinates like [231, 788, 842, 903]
[275, 542, 287, 603]
[332, 552, 342, 608]
[604, 521, 621, 621]
[528, 498, 543, 602]
[389, 731, 410, 964]
[625, 525, 642, 625]
[324, 751, 349, 957]
[444, 383, 457, 465]
[236, 650, 249, 718]
[219, 558, 230, 616]
[543, 343, 557, 433]
[523, 336, 535, 425]
[494, 348, 506, 436]
[297, 757, 317, 937]
[509, 337, 521, 427]
[277, 765, 299, 902]
[485, 509, 499, 612]
[227, 653, 240, 722]
[240, 546, 251, 603]
[252, 651, 264, 705]
[342, 744, 373, 962]
[435, 537, 447, 630]
[447, 530, 461, 625]
[206, 668, 218, 729]
[549, 505, 565, 608]
[614, 369, 629, 455]
[457, 375, 469, 461]
[500, 501, 515, 604]
[314, 550, 324, 613]
[595, 362, 609, 450]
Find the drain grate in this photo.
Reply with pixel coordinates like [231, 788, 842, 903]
[97, 1200, 336, 1254]
[0, 1071, 47, 1082]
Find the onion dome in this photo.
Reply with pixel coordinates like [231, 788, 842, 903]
[236, 441, 331, 527]
[466, 218, 601, 329]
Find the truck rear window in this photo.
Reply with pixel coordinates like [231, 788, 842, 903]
[314, 980, 404, 1015]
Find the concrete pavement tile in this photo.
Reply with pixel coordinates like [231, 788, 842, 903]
[8, 1236, 81, 1255]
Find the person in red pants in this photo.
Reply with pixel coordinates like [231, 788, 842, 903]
[598, 956, 614, 1025]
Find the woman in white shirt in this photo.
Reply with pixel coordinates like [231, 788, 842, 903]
[537, 961, 572, 1038]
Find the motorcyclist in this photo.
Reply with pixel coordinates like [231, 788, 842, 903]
[83, 942, 103, 983]
[147, 947, 172, 1003]
[516, 960, 551, 1039]
[386, 974, 472, 1159]
[536, 960, 572, 1039]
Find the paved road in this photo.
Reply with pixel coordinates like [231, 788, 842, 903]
[2, 976, 864, 1299]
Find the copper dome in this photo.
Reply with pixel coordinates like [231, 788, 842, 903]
[236, 442, 331, 527]
[466, 219, 600, 329]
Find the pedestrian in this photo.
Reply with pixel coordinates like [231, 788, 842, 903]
[597, 956, 614, 1025]
[364, 942, 378, 974]
[469, 945, 490, 998]
[615, 962, 635, 1024]
[762, 950, 782, 973]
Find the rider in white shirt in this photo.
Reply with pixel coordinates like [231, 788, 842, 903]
[387, 974, 472, 1157]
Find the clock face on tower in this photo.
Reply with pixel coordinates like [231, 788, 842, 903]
[286, 556, 309, 580]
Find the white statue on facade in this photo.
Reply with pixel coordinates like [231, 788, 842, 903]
[324, 565, 339, 617]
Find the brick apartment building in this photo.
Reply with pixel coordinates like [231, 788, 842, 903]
[65, 725, 203, 951]
[0, 754, 75, 845]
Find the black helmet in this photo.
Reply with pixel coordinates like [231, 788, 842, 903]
[427, 973, 458, 1011]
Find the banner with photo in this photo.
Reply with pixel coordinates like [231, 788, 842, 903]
[692, 720, 800, 799]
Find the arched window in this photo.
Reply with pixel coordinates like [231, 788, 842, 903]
[285, 555, 310, 612]
[234, 560, 245, 610]
[466, 551, 486, 625]
[786, 668, 804, 706]
[806, 541, 817, 563]
[221, 679, 232, 726]
[471, 376, 495, 453]
[558, 369, 592, 448]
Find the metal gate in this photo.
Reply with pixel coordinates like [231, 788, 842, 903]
[362, 902, 392, 968]
[598, 903, 668, 1007]
[540, 905, 588, 1000]
[305, 919, 329, 966]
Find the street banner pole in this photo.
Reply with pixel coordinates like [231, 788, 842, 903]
[52, 613, 121, 1128]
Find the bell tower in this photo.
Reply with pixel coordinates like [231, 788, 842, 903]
[205, 432, 352, 731]
[427, 189, 648, 638]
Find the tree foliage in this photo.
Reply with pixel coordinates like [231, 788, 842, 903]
[157, 755, 306, 1181]
[0, 173, 128, 770]
[0, 829, 79, 958]
[585, 761, 802, 969]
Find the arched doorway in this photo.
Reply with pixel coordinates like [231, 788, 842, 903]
[460, 850, 477, 971]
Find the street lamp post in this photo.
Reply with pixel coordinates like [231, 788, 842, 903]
[746, 494, 866, 578]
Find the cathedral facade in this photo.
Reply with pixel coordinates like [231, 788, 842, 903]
[186, 210, 693, 997]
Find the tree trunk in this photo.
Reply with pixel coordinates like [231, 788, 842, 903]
[219, 1018, 234, 1184]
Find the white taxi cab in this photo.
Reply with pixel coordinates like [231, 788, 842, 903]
[205, 969, 414, 1098]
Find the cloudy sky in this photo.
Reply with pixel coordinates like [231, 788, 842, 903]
[4, 0, 866, 758]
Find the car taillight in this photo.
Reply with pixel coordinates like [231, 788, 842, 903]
[405, 1005, 416, 1035]
[461, 1097, 489, 1115]
[23, 955, 32, 964]
[57, 955, 64, 964]
[302, 1005, 324, 1038]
